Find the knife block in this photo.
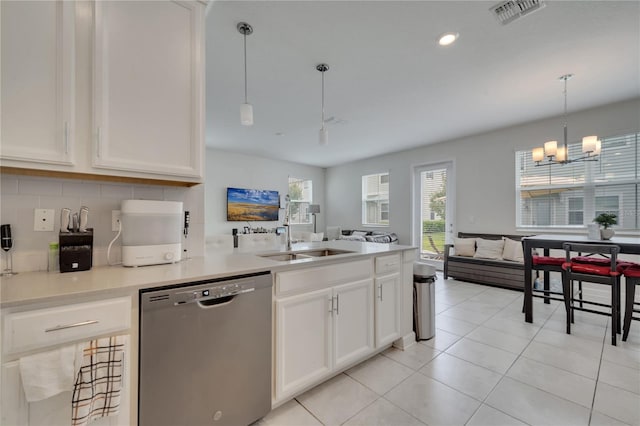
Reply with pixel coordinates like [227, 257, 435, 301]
[59, 229, 93, 273]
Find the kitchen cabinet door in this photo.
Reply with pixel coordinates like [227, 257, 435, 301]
[375, 272, 402, 347]
[275, 288, 333, 401]
[0, 0, 75, 166]
[93, 0, 203, 180]
[333, 279, 375, 370]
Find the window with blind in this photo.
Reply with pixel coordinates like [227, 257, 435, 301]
[516, 133, 639, 230]
[362, 172, 390, 226]
[288, 177, 313, 224]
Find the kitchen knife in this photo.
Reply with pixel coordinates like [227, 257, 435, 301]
[72, 213, 79, 233]
[79, 206, 89, 232]
[60, 208, 70, 232]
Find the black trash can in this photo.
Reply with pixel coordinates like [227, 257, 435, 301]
[414, 262, 437, 340]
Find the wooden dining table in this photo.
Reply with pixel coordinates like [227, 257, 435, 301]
[522, 234, 640, 323]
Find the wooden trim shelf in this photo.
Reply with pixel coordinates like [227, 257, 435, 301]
[0, 167, 200, 188]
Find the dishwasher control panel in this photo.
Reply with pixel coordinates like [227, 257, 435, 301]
[140, 273, 272, 310]
[174, 282, 252, 305]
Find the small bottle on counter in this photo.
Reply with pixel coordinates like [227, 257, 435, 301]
[48, 242, 59, 272]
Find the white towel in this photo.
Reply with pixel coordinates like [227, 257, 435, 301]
[19, 345, 76, 402]
[71, 335, 127, 426]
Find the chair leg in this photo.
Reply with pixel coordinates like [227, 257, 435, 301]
[562, 273, 572, 335]
[570, 280, 575, 323]
[578, 281, 583, 308]
[617, 278, 622, 334]
[543, 271, 550, 304]
[611, 281, 618, 346]
[623, 279, 637, 342]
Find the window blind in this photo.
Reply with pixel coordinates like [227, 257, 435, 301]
[516, 133, 638, 230]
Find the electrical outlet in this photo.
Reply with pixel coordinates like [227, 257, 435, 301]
[34, 209, 55, 231]
[112, 210, 121, 231]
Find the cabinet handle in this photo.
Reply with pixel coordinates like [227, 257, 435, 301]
[378, 284, 383, 301]
[64, 121, 69, 154]
[328, 297, 333, 315]
[96, 127, 102, 158]
[335, 294, 339, 315]
[45, 319, 99, 333]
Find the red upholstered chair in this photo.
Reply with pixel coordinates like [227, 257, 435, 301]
[622, 264, 640, 342]
[532, 254, 567, 303]
[561, 243, 621, 346]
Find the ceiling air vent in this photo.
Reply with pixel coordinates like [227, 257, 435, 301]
[490, 0, 546, 25]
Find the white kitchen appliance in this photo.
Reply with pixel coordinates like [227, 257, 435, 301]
[121, 200, 183, 267]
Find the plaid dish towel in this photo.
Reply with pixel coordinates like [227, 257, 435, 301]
[71, 335, 127, 426]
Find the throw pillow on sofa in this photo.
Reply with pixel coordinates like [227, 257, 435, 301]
[454, 238, 476, 257]
[502, 238, 524, 262]
[474, 238, 505, 260]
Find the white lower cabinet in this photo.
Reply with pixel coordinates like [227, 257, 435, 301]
[274, 262, 375, 402]
[275, 288, 333, 400]
[272, 250, 416, 405]
[0, 297, 132, 426]
[333, 280, 375, 370]
[374, 272, 402, 347]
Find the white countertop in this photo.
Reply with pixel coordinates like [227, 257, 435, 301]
[0, 241, 416, 308]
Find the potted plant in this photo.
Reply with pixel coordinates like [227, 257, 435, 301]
[593, 213, 617, 240]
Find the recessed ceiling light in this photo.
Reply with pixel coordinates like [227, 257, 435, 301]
[438, 32, 459, 46]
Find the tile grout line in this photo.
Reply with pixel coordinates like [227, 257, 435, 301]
[587, 316, 610, 426]
[293, 396, 331, 426]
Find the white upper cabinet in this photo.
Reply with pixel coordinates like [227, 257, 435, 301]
[93, 0, 203, 179]
[0, 0, 75, 165]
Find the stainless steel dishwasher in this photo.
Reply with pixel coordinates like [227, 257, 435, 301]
[138, 272, 272, 426]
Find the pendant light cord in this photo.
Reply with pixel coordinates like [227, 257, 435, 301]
[563, 76, 568, 151]
[243, 32, 248, 104]
[321, 70, 325, 129]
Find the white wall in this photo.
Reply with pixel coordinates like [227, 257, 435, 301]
[205, 148, 326, 237]
[326, 98, 640, 246]
[0, 174, 204, 272]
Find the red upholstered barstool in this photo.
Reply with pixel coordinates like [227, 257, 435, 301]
[532, 254, 566, 303]
[561, 243, 621, 346]
[622, 265, 640, 342]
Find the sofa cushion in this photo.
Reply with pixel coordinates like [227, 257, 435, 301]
[454, 238, 476, 257]
[502, 238, 524, 263]
[474, 238, 505, 260]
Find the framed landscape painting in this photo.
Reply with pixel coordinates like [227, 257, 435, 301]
[227, 187, 280, 221]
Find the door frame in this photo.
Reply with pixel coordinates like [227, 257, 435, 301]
[411, 160, 456, 258]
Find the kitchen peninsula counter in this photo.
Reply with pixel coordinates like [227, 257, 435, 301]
[0, 241, 416, 308]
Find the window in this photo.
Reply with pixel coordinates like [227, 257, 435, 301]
[516, 133, 638, 230]
[362, 172, 389, 226]
[567, 198, 584, 225]
[288, 177, 313, 224]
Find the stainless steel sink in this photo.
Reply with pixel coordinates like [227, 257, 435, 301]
[301, 249, 353, 257]
[260, 253, 310, 261]
[259, 248, 354, 262]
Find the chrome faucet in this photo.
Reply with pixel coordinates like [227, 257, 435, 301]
[284, 194, 292, 251]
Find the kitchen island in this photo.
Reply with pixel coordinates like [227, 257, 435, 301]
[1, 240, 417, 425]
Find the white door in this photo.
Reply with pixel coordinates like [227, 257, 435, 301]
[375, 273, 401, 347]
[275, 288, 333, 400]
[333, 279, 375, 370]
[0, 0, 75, 166]
[413, 161, 455, 268]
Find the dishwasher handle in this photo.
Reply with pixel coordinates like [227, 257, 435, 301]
[175, 287, 255, 307]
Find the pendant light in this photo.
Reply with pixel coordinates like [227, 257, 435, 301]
[317, 63, 329, 145]
[237, 22, 253, 126]
[531, 74, 600, 166]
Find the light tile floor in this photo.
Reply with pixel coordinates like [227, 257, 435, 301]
[257, 276, 640, 426]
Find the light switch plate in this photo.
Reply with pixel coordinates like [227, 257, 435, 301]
[34, 209, 55, 231]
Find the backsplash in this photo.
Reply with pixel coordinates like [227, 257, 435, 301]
[0, 174, 204, 273]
